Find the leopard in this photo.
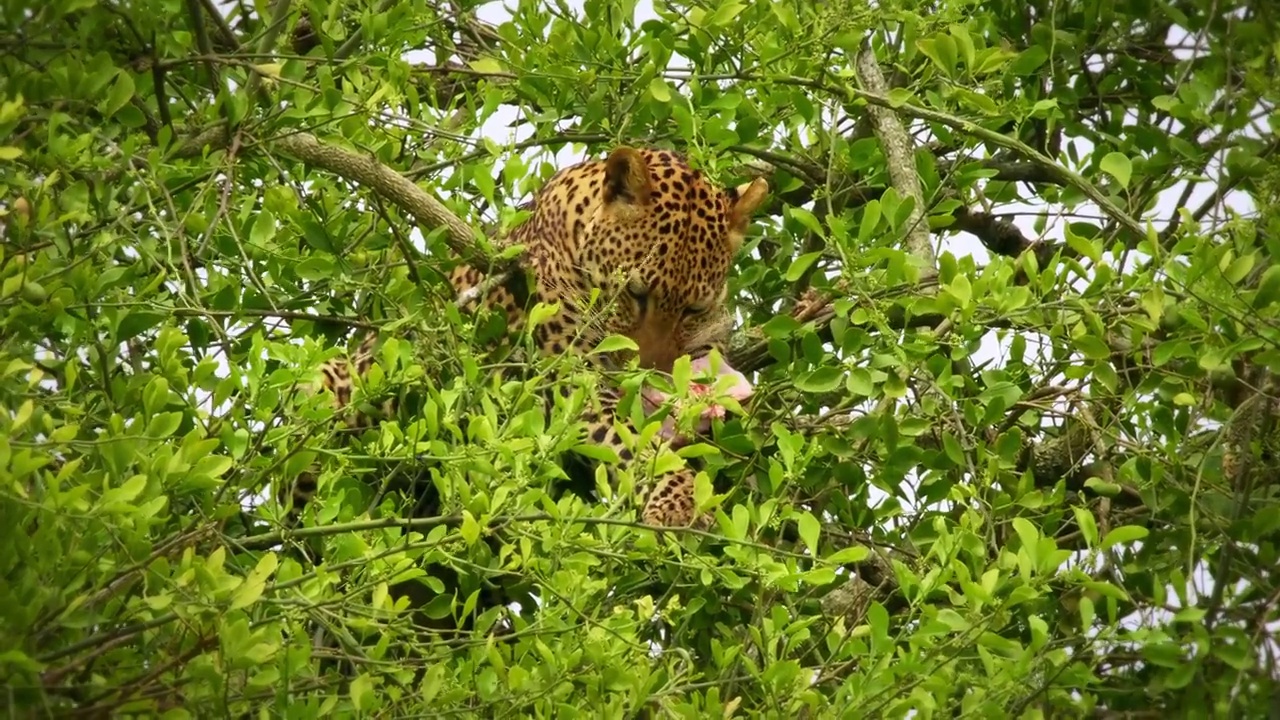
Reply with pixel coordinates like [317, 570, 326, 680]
[280, 145, 768, 534]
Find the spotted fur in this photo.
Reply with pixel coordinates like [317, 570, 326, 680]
[281, 146, 768, 529]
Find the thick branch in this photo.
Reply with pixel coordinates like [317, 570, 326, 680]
[856, 43, 934, 267]
[951, 206, 1077, 267]
[269, 132, 482, 259]
[175, 125, 481, 260]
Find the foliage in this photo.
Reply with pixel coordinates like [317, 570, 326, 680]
[2, 0, 1278, 716]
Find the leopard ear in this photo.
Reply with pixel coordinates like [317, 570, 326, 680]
[729, 178, 768, 227]
[603, 147, 653, 205]
[726, 178, 769, 249]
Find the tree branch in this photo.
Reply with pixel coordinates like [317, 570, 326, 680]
[173, 124, 481, 261]
[242, 0, 292, 99]
[950, 206, 1077, 267]
[759, 73, 1148, 243]
[856, 42, 934, 267]
[268, 131, 481, 259]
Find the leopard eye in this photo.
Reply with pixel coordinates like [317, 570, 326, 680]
[683, 304, 708, 317]
[626, 278, 649, 301]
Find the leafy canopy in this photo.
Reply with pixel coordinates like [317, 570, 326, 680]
[1, 0, 1278, 716]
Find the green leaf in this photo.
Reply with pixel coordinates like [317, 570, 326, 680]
[1223, 252, 1255, 284]
[196, 451, 234, 474]
[468, 57, 505, 74]
[797, 512, 821, 553]
[350, 673, 375, 711]
[460, 510, 481, 546]
[693, 471, 714, 511]
[1075, 335, 1111, 361]
[1100, 525, 1148, 549]
[144, 376, 170, 415]
[1064, 225, 1101, 263]
[1211, 637, 1253, 670]
[250, 210, 276, 246]
[103, 71, 135, 117]
[761, 315, 801, 338]
[648, 78, 672, 103]
[298, 217, 336, 253]
[916, 36, 958, 75]
[229, 553, 278, 610]
[1072, 507, 1099, 548]
[858, 200, 881, 244]
[826, 545, 869, 565]
[1009, 45, 1049, 75]
[1084, 477, 1121, 496]
[1165, 659, 1198, 689]
[0, 274, 22, 300]
[1011, 517, 1040, 551]
[886, 88, 913, 107]
[420, 664, 445, 704]
[116, 311, 164, 344]
[145, 411, 183, 439]
[1252, 264, 1280, 308]
[100, 474, 147, 508]
[295, 257, 333, 281]
[783, 251, 822, 282]
[49, 423, 79, 444]
[787, 207, 825, 238]
[526, 301, 559, 329]
[1174, 607, 1206, 623]
[846, 369, 875, 397]
[945, 274, 972, 307]
[936, 608, 970, 631]
[794, 367, 843, 393]
[724, 504, 749, 540]
[1099, 152, 1132, 189]
[706, 2, 746, 26]
[573, 442, 620, 465]
[957, 89, 999, 115]
[948, 25, 976, 69]
[973, 48, 1015, 75]
[591, 334, 639, 355]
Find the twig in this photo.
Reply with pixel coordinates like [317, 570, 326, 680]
[333, 0, 397, 61]
[242, 0, 293, 99]
[183, 0, 221, 93]
[454, 266, 515, 308]
[149, 32, 172, 129]
[197, 0, 241, 50]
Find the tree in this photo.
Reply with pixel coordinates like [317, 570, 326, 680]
[2, 0, 1278, 715]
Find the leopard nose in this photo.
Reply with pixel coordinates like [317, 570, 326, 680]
[630, 310, 680, 372]
[637, 343, 678, 374]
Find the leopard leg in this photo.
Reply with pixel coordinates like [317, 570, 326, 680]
[579, 388, 710, 531]
[641, 467, 708, 529]
[279, 332, 386, 529]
